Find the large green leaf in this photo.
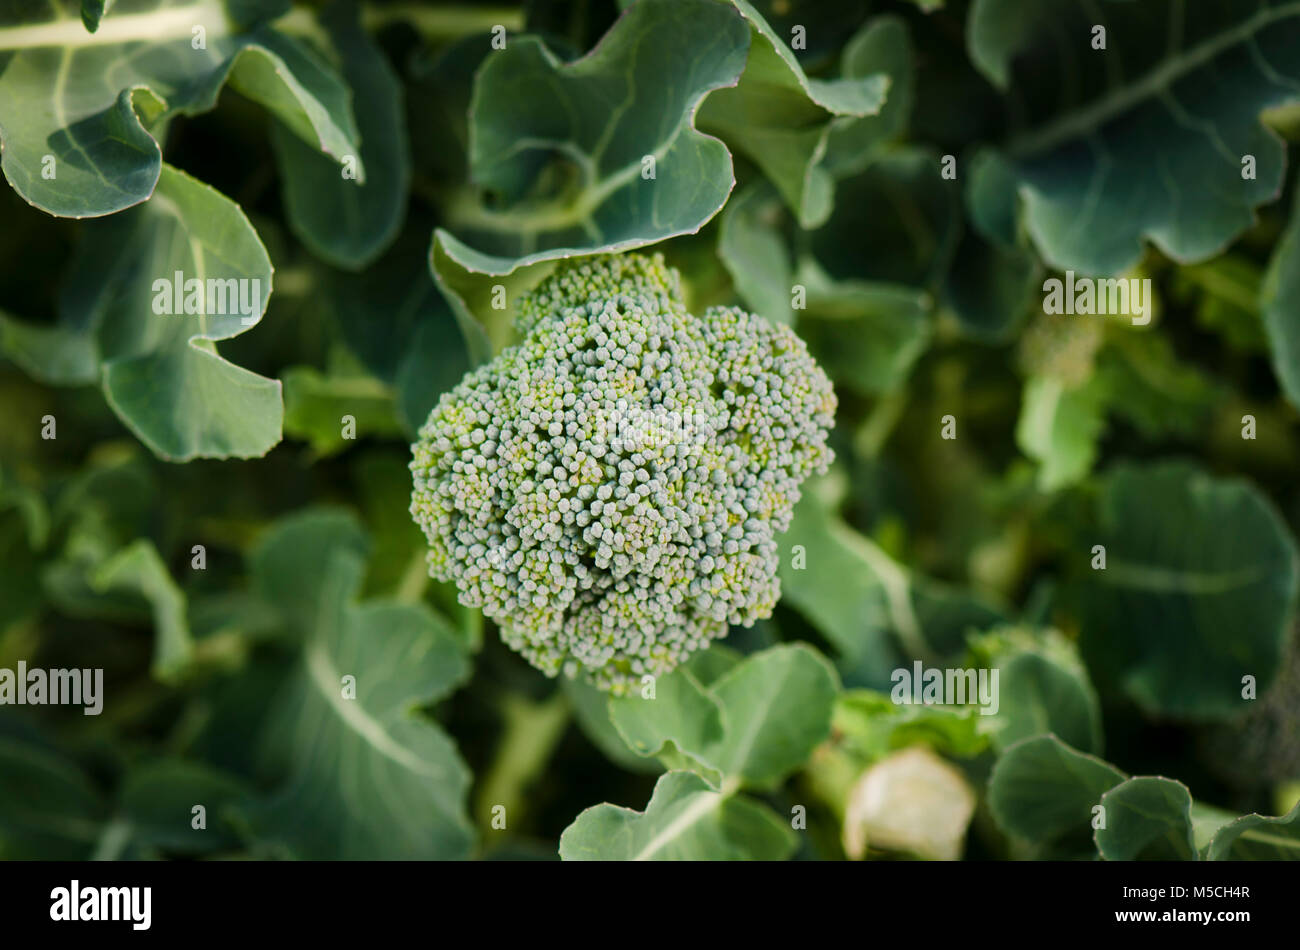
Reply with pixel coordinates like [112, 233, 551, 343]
[565, 645, 833, 859]
[1076, 460, 1299, 721]
[1, 165, 281, 460]
[558, 769, 795, 860]
[0, 0, 361, 218]
[240, 509, 474, 860]
[987, 734, 1124, 853]
[967, 0, 1300, 275]
[698, 0, 887, 228]
[430, 0, 750, 357]
[1094, 776, 1197, 861]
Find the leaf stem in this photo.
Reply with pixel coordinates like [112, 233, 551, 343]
[474, 691, 571, 837]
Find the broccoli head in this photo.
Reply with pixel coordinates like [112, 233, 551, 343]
[410, 253, 835, 693]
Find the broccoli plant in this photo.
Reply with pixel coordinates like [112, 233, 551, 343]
[410, 253, 835, 692]
[3, 0, 1300, 872]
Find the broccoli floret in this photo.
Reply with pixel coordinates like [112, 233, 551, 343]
[410, 252, 836, 693]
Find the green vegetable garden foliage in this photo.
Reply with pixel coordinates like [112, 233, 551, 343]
[5, 0, 1300, 863]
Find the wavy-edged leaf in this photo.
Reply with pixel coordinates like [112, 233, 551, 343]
[0, 0, 361, 218]
[967, 0, 1300, 275]
[698, 0, 888, 228]
[820, 15, 913, 179]
[1, 164, 282, 460]
[1205, 800, 1300, 859]
[1076, 460, 1299, 720]
[430, 0, 750, 357]
[606, 643, 835, 790]
[558, 770, 794, 860]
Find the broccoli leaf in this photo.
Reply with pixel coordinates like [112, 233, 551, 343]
[967, 0, 1300, 275]
[558, 770, 795, 860]
[237, 509, 475, 860]
[0, 0, 361, 218]
[1073, 460, 1299, 721]
[270, 0, 409, 269]
[698, 0, 888, 229]
[430, 0, 751, 358]
[987, 734, 1125, 856]
[2, 164, 281, 460]
[1205, 800, 1300, 860]
[779, 475, 1004, 662]
[608, 643, 837, 789]
[1094, 776, 1197, 861]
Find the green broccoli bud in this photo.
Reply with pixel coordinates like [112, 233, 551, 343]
[410, 252, 835, 693]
